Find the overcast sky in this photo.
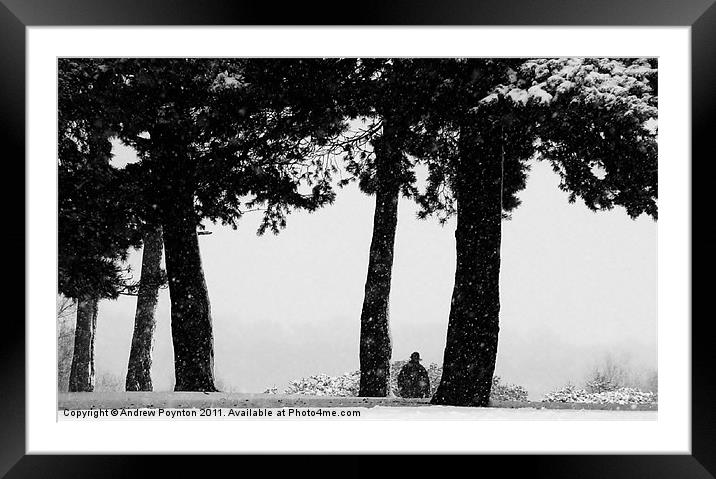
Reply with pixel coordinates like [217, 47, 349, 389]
[85, 140, 657, 399]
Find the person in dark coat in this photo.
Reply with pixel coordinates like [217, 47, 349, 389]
[397, 352, 431, 398]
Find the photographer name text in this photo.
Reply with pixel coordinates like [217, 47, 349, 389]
[60, 407, 361, 419]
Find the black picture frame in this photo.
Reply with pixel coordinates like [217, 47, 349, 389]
[3, 0, 711, 476]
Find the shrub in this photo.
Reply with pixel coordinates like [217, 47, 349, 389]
[545, 356, 660, 404]
[282, 371, 361, 397]
[268, 362, 529, 401]
[490, 376, 529, 402]
[585, 373, 618, 394]
[542, 384, 657, 404]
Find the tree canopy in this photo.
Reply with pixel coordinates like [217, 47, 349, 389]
[412, 58, 658, 223]
[58, 59, 143, 300]
[99, 58, 355, 234]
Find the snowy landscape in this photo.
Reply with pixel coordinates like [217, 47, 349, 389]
[58, 58, 658, 417]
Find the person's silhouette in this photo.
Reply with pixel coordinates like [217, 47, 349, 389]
[397, 352, 431, 398]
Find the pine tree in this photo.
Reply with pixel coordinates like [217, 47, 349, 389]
[339, 59, 438, 397]
[410, 58, 657, 406]
[58, 60, 143, 392]
[67, 58, 353, 391]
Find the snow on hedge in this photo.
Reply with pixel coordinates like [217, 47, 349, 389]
[267, 365, 657, 406]
[542, 383, 657, 405]
[283, 371, 361, 397]
[265, 362, 528, 402]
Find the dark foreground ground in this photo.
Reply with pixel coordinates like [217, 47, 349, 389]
[58, 392, 657, 411]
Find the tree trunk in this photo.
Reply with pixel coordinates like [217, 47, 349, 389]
[126, 226, 163, 392]
[68, 296, 99, 392]
[431, 127, 503, 407]
[358, 124, 401, 397]
[162, 190, 217, 392]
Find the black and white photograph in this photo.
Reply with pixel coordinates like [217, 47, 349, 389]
[5, 1, 706, 468]
[2, 0, 711, 469]
[56, 56, 659, 420]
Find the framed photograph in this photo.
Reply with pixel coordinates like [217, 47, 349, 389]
[6, 0, 712, 476]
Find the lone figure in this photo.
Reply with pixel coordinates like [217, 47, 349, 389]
[397, 352, 431, 398]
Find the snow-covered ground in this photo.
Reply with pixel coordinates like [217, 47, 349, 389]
[58, 392, 656, 420]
